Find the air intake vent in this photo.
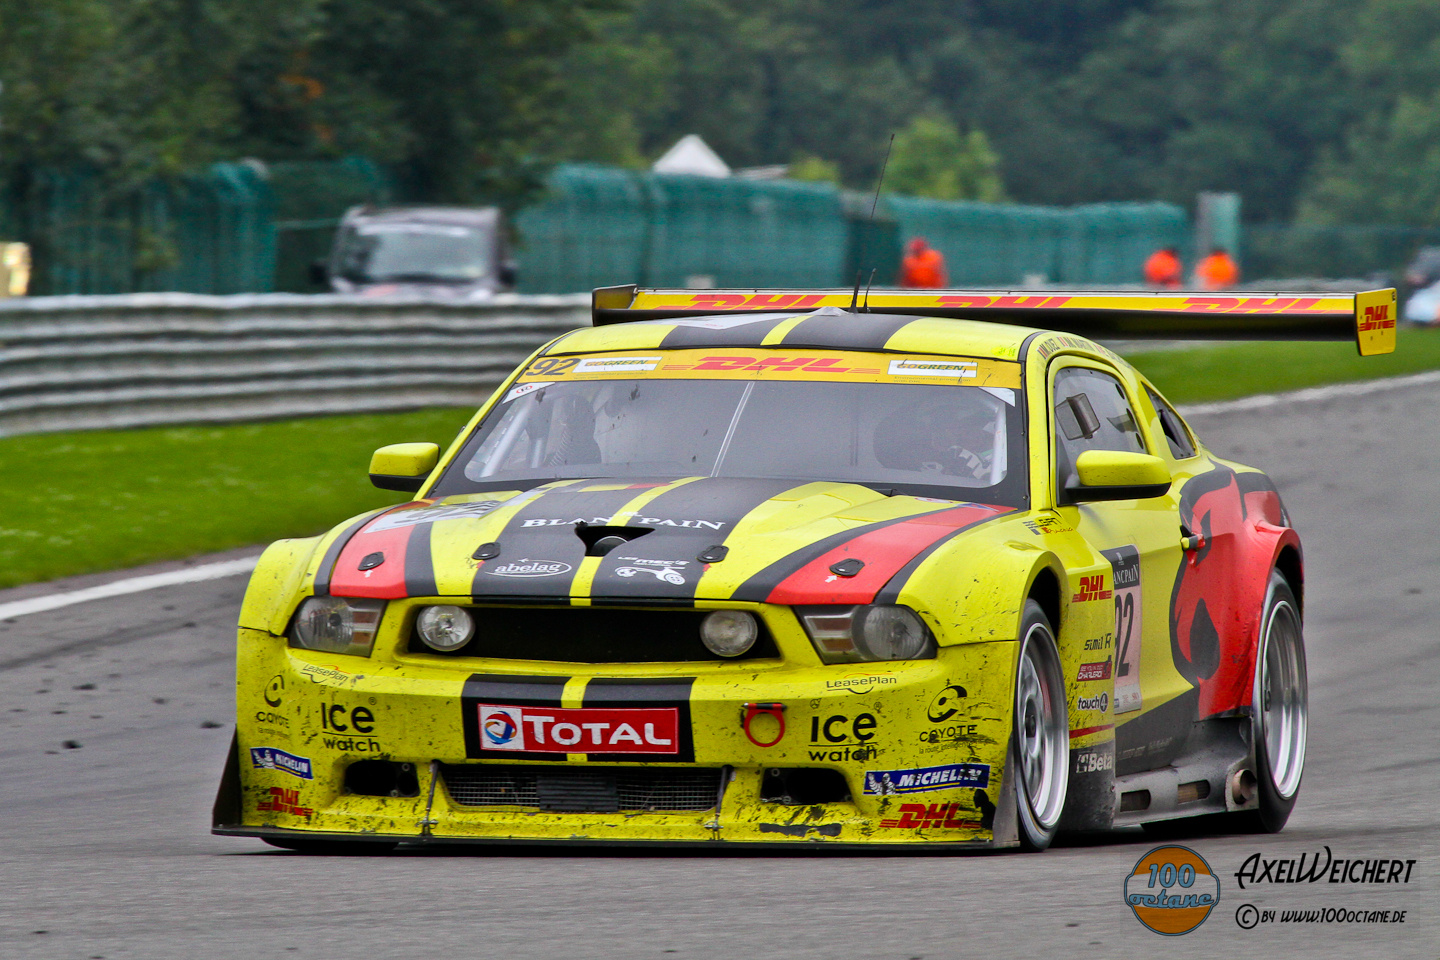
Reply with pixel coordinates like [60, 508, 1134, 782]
[408, 607, 779, 662]
[440, 764, 723, 813]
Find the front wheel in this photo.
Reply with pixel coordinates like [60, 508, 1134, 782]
[1243, 571, 1308, 832]
[1012, 600, 1068, 851]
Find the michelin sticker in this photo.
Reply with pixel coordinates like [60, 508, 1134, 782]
[250, 747, 314, 780]
[863, 762, 991, 795]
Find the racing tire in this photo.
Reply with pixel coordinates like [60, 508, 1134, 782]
[262, 837, 399, 855]
[1239, 571, 1308, 833]
[1012, 600, 1068, 851]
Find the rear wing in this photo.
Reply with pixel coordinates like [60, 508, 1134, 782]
[592, 285, 1398, 356]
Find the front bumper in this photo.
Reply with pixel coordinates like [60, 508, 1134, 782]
[218, 626, 1021, 847]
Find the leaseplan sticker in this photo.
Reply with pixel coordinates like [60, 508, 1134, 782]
[573, 356, 662, 374]
[862, 762, 991, 795]
[888, 358, 978, 379]
[250, 747, 314, 780]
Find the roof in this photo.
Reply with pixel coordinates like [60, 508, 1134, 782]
[546, 307, 1041, 360]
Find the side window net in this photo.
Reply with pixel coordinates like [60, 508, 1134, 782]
[1146, 387, 1198, 459]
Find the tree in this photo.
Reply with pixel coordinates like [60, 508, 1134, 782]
[885, 114, 1006, 202]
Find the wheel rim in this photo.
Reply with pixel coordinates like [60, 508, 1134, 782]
[1258, 595, 1307, 799]
[1016, 622, 1067, 829]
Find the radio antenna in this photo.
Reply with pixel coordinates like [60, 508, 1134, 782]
[852, 133, 895, 312]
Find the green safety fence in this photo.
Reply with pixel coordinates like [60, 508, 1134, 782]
[513, 165, 652, 294]
[267, 157, 394, 292]
[15, 163, 276, 295]
[515, 166, 849, 292]
[887, 196, 1188, 286]
[5, 158, 1196, 295]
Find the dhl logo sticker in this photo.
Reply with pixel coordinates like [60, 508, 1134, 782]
[1072, 575, 1113, 603]
[936, 295, 1073, 309]
[256, 786, 312, 818]
[681, 293, 827, 310]
[1359, 303, 1394, 331]
[692, 355, 853, 373]
[880, 802, 980, 829]
[1175, 297, 1327, 314]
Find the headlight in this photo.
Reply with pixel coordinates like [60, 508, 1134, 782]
[290, 596, 385, 657]
[415, 605, 475, 653]
[798, 604, 936, 663]
[699, 610, 758, 657]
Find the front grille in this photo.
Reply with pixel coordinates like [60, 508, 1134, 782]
[440, 764, 723, 813]
[407, 606, 779, 662]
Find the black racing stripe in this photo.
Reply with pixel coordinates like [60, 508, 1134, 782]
[469, 482, 650, 600]
[312, 510, 394, 597]
[730, 509, 951, 603]
[404, 521, 438, 597]
[582, 678, 696, 763]
[872, 507, 1014, 605]
[589, 477, 802, 602]
[657, 314, 798, 348]
[461, 674, 568, 761]
[777, 312, 919, 350]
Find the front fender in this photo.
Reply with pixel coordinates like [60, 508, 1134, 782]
[892, 526, 1075, 647]
[237, 536, 324, 636]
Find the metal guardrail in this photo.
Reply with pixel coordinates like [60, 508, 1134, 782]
[0, 293, 590, 438]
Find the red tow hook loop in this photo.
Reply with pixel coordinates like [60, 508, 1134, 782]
[742, 702, 786, 748]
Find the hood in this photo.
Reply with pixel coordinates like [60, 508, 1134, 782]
[321, 477, 1011, 606]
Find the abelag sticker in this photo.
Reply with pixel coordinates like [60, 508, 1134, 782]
[249, 747, 314, 780]
[862, 762, 990, 795]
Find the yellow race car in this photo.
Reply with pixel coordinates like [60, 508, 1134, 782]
[214, 285, 1396, 851]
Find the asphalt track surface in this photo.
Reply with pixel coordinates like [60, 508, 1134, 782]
[2, 382, 1437, 960]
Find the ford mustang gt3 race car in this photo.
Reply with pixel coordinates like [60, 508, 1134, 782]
[214, 285, 1396, 852]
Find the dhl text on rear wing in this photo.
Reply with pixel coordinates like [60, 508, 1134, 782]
[591, 285, 1398, 356]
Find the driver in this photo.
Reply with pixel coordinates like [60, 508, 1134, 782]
[874, 395, 997, 480]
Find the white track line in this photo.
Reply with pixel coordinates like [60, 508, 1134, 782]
[1179, 370, 1440, 417]
[0, 556, 260, 621]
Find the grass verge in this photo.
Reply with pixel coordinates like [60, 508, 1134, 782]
[1123, 326, 1440, 404]
[0, 408, 474, 590]
[2, 327, 1437, 590]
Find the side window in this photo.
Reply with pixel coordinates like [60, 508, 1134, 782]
[1145, 387, 1198, 460]
[1052, 366, 1147, 488]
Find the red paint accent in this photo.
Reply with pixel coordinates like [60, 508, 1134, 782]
[1068, 724, 1114, 739]
[1171, 474, 1301, 719]
[327, 505, 429, 598]
[764, 504, 1011, 605]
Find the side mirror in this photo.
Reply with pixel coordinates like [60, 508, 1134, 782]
[369, 443, 440, 492]
[498, 260, 518, 288]
[1066, 450, 1171, 503]
[309, 259, 330, 287]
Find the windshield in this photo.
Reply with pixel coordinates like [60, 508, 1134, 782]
[336, 222, 494, 283]
[430, 377, 1027, 506]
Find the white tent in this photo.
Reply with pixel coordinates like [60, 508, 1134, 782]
[651, 135, 731, 177]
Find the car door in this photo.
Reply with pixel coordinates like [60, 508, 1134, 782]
[1049, 360, 1193, 775]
